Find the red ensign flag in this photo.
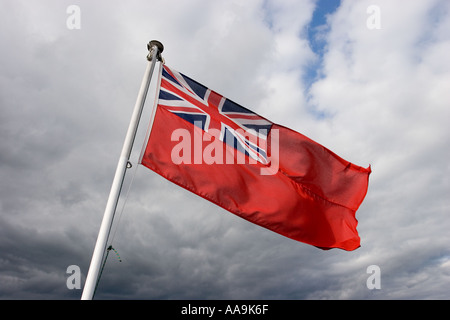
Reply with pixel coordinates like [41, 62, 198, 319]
[141, 65, 371, 251]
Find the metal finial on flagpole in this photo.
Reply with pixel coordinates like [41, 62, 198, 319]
[81, 40, 163, 300]
[147, 40, 164, 61]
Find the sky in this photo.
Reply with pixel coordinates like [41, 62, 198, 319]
[0, 0, 449, 300]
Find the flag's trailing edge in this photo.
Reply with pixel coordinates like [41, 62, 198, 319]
[141, 64, 371, 251]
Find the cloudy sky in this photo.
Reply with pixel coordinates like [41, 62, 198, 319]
[1, 0, 449, 300]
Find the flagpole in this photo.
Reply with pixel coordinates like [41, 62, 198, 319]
[81, 40, 164, 300]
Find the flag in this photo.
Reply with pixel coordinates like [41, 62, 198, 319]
[140, 64, 371, 251]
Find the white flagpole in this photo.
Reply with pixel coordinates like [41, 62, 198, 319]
[81, 40, 164, 300]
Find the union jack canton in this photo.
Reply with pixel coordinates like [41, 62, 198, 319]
[157, 65, 273, 164]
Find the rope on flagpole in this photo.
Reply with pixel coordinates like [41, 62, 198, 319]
[108, 160, 139, 245]
[92, 246, 122, 299]
[91, 159, 138, 298]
